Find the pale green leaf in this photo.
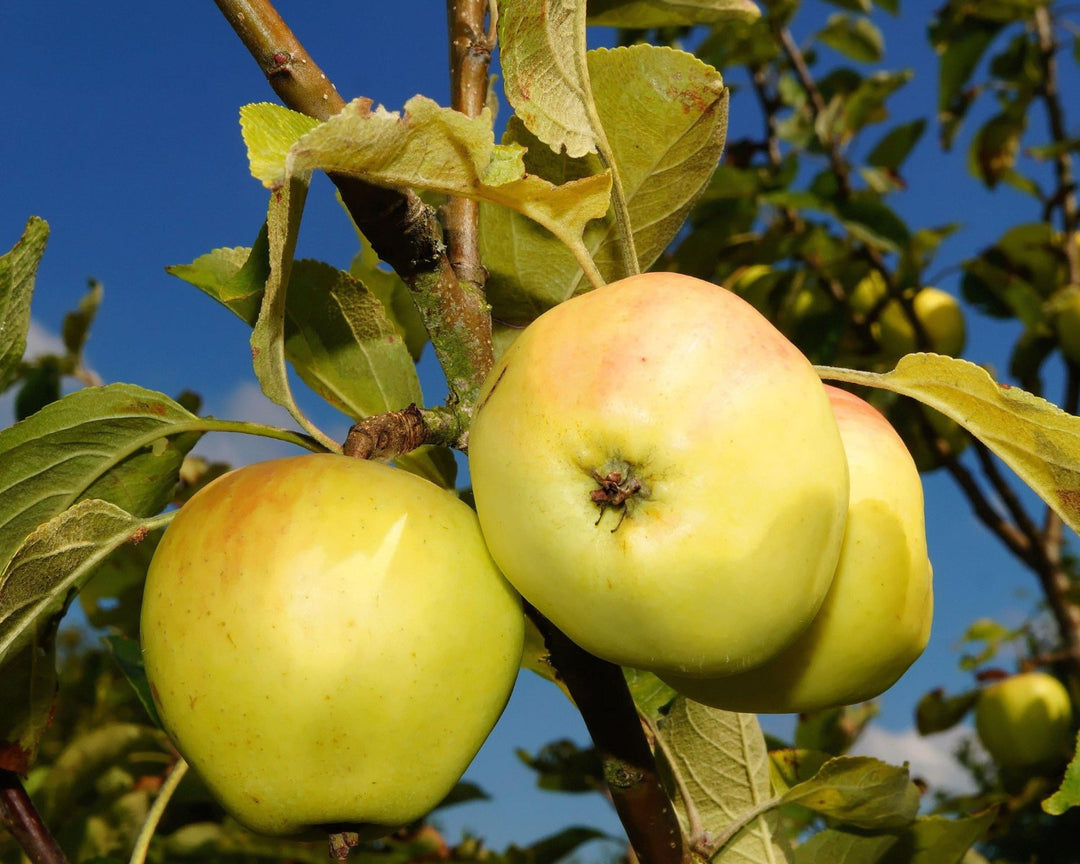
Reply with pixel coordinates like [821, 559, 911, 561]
[1043, 730, 1080, 814]
[498, 0, 598, 158]
[481, 46, 727, 322]
[0, 501, 170, 769]
[0, 217, 49, 392]
[818, 354, 1080, 537]
[623, 668, 678, 723]
[658, 697, 790, 862]
[349, 243, 428, 362]
[880, 811, 997, 864]
[239, 103, 320, 186]
[587, 0, 760, 26]
[781, 757, 919, 829]
[0, 384, 201, 576]
[816, 13, 884, 63]
[793, 829, 897, 864]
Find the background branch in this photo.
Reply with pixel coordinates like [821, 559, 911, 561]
[214, 0, 493, 407]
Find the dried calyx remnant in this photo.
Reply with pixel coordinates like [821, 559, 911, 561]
[590, 461, 649, 532]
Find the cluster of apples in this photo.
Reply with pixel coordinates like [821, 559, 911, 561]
[140, 273, 933, 839]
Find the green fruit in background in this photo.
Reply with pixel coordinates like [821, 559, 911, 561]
[662, 386, 933, 712]
[1054, 288, 1080, 366]
[141, 454, 524, 837]
[975, 672, 1075, 769]
[468, 272, 850, 678]
[884, 397, 971, 473]
[878, 287, 966, 358]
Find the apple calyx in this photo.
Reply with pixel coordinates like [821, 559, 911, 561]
[590, 461, 649, 531]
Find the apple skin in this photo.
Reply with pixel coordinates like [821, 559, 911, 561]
[140, 454, 524, 837]
[467, 272, 850, 677]
[878, 288, 966, 358]
[661, 386, 933, 712]
[975, 672, 1075, 769]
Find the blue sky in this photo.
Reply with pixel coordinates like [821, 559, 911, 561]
[4, 0, 1077, 852]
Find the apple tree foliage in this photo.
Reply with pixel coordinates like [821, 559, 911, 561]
[3, 0, 1080, 862]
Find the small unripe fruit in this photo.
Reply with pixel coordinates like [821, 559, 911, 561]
[975, 672, 1075, 769]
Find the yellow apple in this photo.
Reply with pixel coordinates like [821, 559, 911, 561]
[975, 672, 1075, 768]
[467, 272, 850, 677]
[878, 287, 966, 358]
[661, 386, 932, 712]
[140, 454, 524, 837]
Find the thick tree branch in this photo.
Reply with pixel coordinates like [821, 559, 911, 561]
[0, 770, 69, 864]
[525, 605, 687, 864]
[213, 0, 493, 407]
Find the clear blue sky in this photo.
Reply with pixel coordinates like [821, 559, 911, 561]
[4, 0, 1076, 852]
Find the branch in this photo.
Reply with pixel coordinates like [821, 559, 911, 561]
[213, 0, 493, 406]
[343, 404, 466, 458]
[0, 770, 70, 864]
[525, 605, 687, 864]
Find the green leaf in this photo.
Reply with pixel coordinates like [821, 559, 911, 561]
[0, 501, 169, 771]
[932, 21, 1002, 114]
[15, 356, 62, 420]
[79, 525, 162, 633]
[102, 634, 162, 727]
[969, 113, 1025, 188]
[879, 811, 997, 864]
[516, 739, 603, 793]
[504, 826, 612, 864]
[586, 0, 760, 27]
[435, 780, 490, 809]
[816, 14, 884, 63]
[239, 103, 319, 185]
[818, 354, 1080, 538]
[0, 384, 201, 575]
[0, 217, 49, 392]
[62, 279, 103, 359]
[481, 46, 727, 322]
[793, 829, 898, 864]
[837, 193, 911, 253]
[915, 688, 980, 735]
[242, 98, 612, 289]
[498, 0, 598, 158]
[657, 698, 790, 861]
[867, 119, 927, 171]
[768, 749, 832, 794]
[795, 704, 878, 755]
[782, 757, 919, 829]
[623, 667, 678, 723]
[1043, 730, 1080, 814]
[349, 243, 428, 362]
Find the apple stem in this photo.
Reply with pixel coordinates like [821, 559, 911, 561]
[0, 769, 70, 864]
[525, 604, 689, 864]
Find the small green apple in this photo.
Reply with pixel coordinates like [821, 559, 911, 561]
[878, 287, 966, 358]
[141, 454, 524, 837]
[661, 386, 933, 712]
[975, 672, 1075, 769]
[1054, 288, 1080, 366]
[467, 272, 850, 677]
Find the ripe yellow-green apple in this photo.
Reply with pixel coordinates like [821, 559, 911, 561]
[467, 272, 850, 677]
[878, 288, 966, 358]
[140, 454, 524, 837]
[661, 386, 932, 712]
[975, 672, 1075, 769]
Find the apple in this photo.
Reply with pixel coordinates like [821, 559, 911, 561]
[467, 272, 850, 677]
[660, 387, 933, 712]
[140, 454, 524, 837]
[878, 288, 966, 358]
[975, 672, 1075, 769]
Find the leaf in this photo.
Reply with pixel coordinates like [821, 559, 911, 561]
[0, 501, 168, 770]
[1043, 730, 1080, 814]
[498, 0, 598, 158]
[768, 749, 832, 794]
[836, 193, 910, 253]
[969, 113, 1024, 188]
[102, 634, 162, 727]
[504, 826, 612, 864]
[15, 356, 62, 421]
[349, 243, 428, 362]
[623, 667, 678, 723]
[793, 829, 898, 864]
[586, 0, 761, 27]
[658, 697, 790, 861]
[0, 384, 201, 575]
[0, 217, 49, 392]
[915, 688, 980, 735]
[818, 354, 1080, 538]
[435, 780, 490, 809]
[241, 98, 612, 293]
[782, 757, 919, 829]
[482, 46, 728, 322]
[240, 103, 319, 186]
[516, 739, 603, 793]
[867, 119, 927, 171]
[879, 811, 997, 864]
[62, 279, 103, 359]
[931, 18, 1002, 115]
[817, 14, 884, 63]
